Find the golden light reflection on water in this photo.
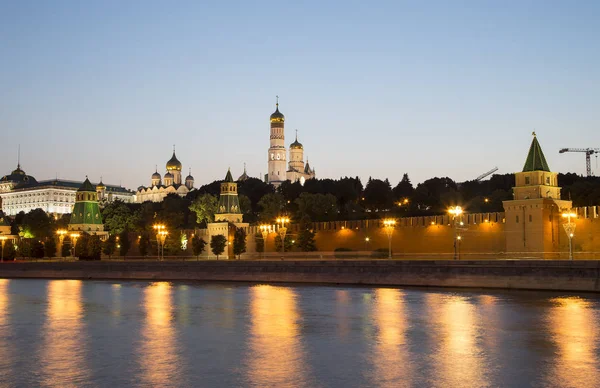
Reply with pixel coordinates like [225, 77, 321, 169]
[139, 282, 182, 387]
[42, 280, 90, 387]
[545, 296, 600, 386]
[248, 285, 308, 388]
[427, 294, 485, 388]
[0, 279, 11, 373]
[370, 288, 411, 387]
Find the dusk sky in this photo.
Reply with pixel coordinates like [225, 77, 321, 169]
[1, 1, 598, 189]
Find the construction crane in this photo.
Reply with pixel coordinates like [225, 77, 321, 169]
[559, 148, 600, 177]
[475, 167, 498, 181]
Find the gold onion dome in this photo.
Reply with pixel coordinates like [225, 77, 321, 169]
[152, 171, 161, 179]
[290, 136, 303, 149]
[270, 104, 285, 123]
[166, 151, 182, 171]
[96, 178, 105, 189]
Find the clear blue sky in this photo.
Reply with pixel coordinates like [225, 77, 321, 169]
[1, 0, 598, 189]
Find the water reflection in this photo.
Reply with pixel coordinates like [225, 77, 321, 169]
[370, 288, 411, 387]
[0, 279, 11, 373]
[427, 294, 485, 387]
[248, 285, 308, 387]
[42, 280, 90, 386]
[138, 282, 182, 387]
[545, 296, 600, 386]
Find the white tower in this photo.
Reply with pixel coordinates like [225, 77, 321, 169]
[268, 97, 287, 186]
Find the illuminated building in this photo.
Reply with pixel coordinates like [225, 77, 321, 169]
[267, 99, 316, 186]
[135, 147, 195, 203]
[68, 177, 107, 236]
[0, 162, 133, 216]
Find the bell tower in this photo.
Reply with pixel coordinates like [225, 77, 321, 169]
[503, 133, 572, 257]
[268, 97, 287, 186]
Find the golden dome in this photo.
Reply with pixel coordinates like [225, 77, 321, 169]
[166, 151, 182, 171]
[270, 103, 285, 123]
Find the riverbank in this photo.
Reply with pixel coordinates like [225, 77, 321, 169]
[1, 260, 600, 292]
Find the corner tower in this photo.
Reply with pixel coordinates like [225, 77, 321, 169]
[503, 133, 571, 257]
[69, 177, 106, 235]
[268, 97, 287, 186]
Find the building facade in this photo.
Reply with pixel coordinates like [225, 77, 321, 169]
[68, 177, 107, 236]
[136, 148, 195, 203]
[0, 163, 134, 216]
[266, 100, 315, 186]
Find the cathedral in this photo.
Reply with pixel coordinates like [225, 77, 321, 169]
[135, 147, 194, 203]
[267, 99, 315, 186]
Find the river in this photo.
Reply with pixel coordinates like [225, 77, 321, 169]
[0, 279, 598, 387]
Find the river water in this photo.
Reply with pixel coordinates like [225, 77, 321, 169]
[0, 279, 599, 387]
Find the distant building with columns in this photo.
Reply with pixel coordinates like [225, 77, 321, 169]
[136, 147, 195, 203]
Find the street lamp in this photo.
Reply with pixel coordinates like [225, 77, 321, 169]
[259, 224, 273, 259]
[56, 229, 67, 258]
[562, 212, 577, 260]
[0, 236, 6, 262]
[276, 217, 290, 254]
[448, 206, 463, 260]
[153, 224, 167, 260]
[70, 233, 80, 257]
[382, 219, 396, 259]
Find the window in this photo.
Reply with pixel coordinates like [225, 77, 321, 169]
[516, 216, 519, 223]
[525, 177, 530, 185]
[546, 177, 550, 185]
[529, 215, 532, 222]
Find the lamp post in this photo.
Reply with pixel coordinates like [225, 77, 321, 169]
[159, 230, 168, 260]
[0, 236, 6, 262]
[153, 224, 166, 260]
[448, 206, 463, 260]
[382, 219, 396, 259]
[276, 217, 290, 254]
[259, 224, 273, 259]
[56, 229, 67, 258]
[70, 233, 80, 257]
[562, 212, 577, 260]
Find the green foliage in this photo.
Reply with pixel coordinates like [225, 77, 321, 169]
[274, 234, 293, 252]
[119, 231, 130, 257]
[2, 240, 16, 260]
[18, 209, 52, 239]
[61, 236, 71, 257]
[189, 194, 218, 226]
[74, 233, 90, 258]
[258, 193, 285, 222]
[233, 228, 247, 259]
[295, 192, 338, 222]
[101, 200, 139, 234]
[88, 235, 102, 260]
[296, 228, 317, 252]
[210, 234, 227, 259]
[363, 178, 394, 212]
[103, 235, 117, 257]
[254, 232, 264, 253]
[31, 240, 45, 258]
[191, 235, 207, 257]
[139, 233, 149, 256]
[44, 238, 57, 258]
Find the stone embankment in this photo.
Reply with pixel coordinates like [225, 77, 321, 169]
[2, 260, 600, 292]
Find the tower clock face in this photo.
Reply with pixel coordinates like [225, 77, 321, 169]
[271, 153, 275, 160]
[276, 154, 281, 160]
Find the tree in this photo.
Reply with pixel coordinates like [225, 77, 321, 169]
[297, 227, 317, 252]
[210, 235, 227, 259]
[61, 235, 71, 257]
[393, 173, 414, 200]
[44, 238, 57, 258]
[19, 209, 52, 239]
[258, 193, 285, 222]
[31, 240, 45, 258]
[295, 192, 338, 222]
[119, 230, 130, 257]
[274, 234, 293, 252]
[101, 200, 139, 234]
[191, 235, 207, 258]
[74, 233, 90, 258]
[103, 235, 117, 258]
[363, 178, 394, 213]
[233, 228, 247, 259]
[3, 241, 16, 260]
[88, 235, 102, 260]
[139, 233, 149, 256]
[189, 194, 218, 226]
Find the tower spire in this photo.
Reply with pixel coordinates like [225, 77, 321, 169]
[244, 162, 247, 173]
[276, 95, 279, 108]
[295, 129, 298, 141]
[17, 144, 21, 168]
